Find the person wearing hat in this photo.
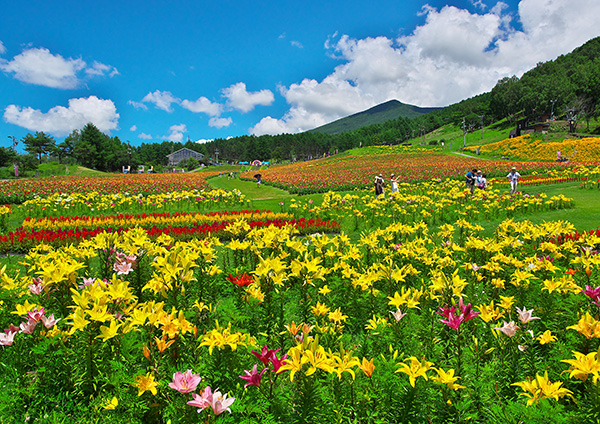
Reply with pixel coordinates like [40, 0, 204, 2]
[390, 173, 399, 194]
[374, 173, 384, 197]
[506, 166, 521, 195]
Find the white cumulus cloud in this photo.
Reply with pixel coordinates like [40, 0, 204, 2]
[208, 116, 233, 129]
[0, 47, 85, 89]
[141, 90, 180, 112]
[85, 61, 119, 77]
[164, 124, 187, 142]
[0, 40, 6, 55]
[130, 125, 137, 131]
[222, 82, 274, 113]
[180, 96, 222, 116]
[128, 100, 148, 110]
[0, 47, 118, 89]
[4, 95, 119, 137]
[138, 133, 153, 140]
[250, 0, 600, 135]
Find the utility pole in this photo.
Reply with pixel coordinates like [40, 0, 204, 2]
[479, 115, 485, 139]
[550, 99, 557, 120]
[462, 118, 467, 149]
[215, 148, 219, 165]
[8, 136, 18, 151]
[127, 140, 132, 167]
[8, 136, 19, 177]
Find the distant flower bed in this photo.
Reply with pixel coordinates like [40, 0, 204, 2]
[242, 150, 579, 194]
[19, 189, 244, 218]
[466, 134, 600, 162]
[0, 172, 220, 204]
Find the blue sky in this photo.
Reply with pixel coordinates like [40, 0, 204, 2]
[2, 0, 600, 149]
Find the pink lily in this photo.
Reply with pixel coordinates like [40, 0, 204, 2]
[269, 352, 287, 373]
[4, 324, 19, 336]
[41, 314, 60, 329]
[26, 307, 45, 322]
[251, 345, 280, 366]
[79, 277, 97, 289]
[114, 261, 134, 276]
[168, 369, 202, 393]
[239, 364, 266, 388]
[210, 390, 235, 415]
[458, 298, 480, 322]
[515, 307, 540, 324]
[19, 319, 37, 334]
[440, 312, 463, 331]
[494, 320, 519, 337]
[28, 278, 44, 295]
[0, 331, 16, 346]
[390, 309, 407, 322]
[581, 285, 600, 307]
[187, 386, 212, 412]
[436, 305, 456, 319]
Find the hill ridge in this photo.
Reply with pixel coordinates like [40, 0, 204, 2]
[310, 99, 442, 135]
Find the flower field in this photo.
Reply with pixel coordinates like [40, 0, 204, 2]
[1, 164, 599, 423]
[466, 135, 600, 163]
[240, 146, 593, 194]
[0, 172, 220, 204]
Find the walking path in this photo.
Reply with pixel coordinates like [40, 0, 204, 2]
[207, 175, 289, 201]
[451, 151, 490, 160]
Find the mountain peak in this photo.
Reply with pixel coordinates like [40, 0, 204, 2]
[310, 99, 441, 134]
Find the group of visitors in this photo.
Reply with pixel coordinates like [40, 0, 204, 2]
[374, 173, 399, 198]
[465, 166, 521, 195]
[374, 166, 521, 198]
[464, 168, 488, 194]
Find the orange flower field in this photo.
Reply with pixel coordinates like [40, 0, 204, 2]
[0, 172, 219, 203]
[241, 147, 591, 194]
[466, 135, 600, 162]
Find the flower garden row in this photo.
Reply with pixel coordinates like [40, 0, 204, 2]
[20, 210, 295, 231]
[0, 179, 575, 253]
[0, 172, 219, 204]
[0, 211, 339, 253]
[291, 180, 574, 232]
[239, 147, 600, 194]
[466, 135, 600, 163]
[1, 210, 599, 422]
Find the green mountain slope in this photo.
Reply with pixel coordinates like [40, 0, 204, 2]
[309, 100, 441, 134]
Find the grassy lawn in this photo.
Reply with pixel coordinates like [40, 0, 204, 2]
[209, 174, 599, 236]
[476, 182, 600, 235]
[206, 175, 324, 211]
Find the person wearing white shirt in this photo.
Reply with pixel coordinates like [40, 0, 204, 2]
[476, 171, 487, 190]
[506, 167, 521, 195]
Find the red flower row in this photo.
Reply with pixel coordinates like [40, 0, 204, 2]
[0, 217, 340, 253]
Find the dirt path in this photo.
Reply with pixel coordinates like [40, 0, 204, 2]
[452, 152, 490, 160]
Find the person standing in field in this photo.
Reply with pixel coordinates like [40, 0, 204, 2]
[465, 168, 477, 194]
[390, 173, 399, 195]
[476, 170, 487, 190]
[374, 174, 384, 197]
[507, 166, 521, 195]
